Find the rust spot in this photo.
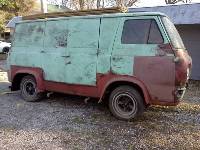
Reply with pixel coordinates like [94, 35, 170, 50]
[156, 43, 174, 56]
[55, 30, 69, 47]
[28, 25, 37, 33]
[37, 26, 44, 33]
[112, 57, 123, 61]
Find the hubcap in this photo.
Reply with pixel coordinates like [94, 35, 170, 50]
[114, 93, 137, 116]
[24, 82, 36, 95]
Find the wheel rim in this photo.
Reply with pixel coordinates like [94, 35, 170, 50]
[24, 81, 36, 96]
[113, 93, 137, 116]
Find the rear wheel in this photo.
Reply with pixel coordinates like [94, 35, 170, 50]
[20, 75, 43, 102]
[109, 86, 145, 120]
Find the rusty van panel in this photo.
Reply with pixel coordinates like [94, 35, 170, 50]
[10, 65, 45, 92]
[134, 56, 175, 103]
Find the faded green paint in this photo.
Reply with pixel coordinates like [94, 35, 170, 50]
[43, 18, 99, 85]
[111, 16, 169, 75]
[43, 19, 68, 82]
[65, 18, 99, 85]
[97, 17, 120, 74]
[9, 13, 170, 86]
[10, 21, 45, 68]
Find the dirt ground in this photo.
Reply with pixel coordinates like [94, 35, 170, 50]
[0, 59, 199, 150]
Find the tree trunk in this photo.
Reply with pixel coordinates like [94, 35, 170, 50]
[97, 0, 101, 9]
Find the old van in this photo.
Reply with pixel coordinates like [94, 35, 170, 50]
[7, 9, 192, 120]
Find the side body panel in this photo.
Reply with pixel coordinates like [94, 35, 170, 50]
[10, 65, 151, 104]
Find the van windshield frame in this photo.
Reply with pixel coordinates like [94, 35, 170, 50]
[162, 16, 185, 50]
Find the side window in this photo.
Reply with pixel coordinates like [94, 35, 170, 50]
[121, 19, 151, 44]
[121, 19, 163, 44]
[148, 20, 164, 44]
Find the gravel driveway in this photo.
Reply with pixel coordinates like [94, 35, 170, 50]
[0, 60, 200, 150]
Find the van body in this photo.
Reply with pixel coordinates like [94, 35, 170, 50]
[7, 12, 192, 120]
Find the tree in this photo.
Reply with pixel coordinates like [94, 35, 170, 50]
[50, 0, 138, 10]
[0, 0, 35, 15]
[165, 0, 191, 4]
[0, 0, 35, 33]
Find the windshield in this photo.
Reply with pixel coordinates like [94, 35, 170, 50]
[162, 17, 185, 49]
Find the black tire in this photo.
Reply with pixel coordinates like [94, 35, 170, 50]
[2, 47, 9, 53]
[109, 86, 145, 120]
[20, 75, 43, 102]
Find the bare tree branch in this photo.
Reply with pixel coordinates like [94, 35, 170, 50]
[47, 0, 138, 10]
[165, 0, 191, 4]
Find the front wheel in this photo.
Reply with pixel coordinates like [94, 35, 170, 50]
[109, 86, 145, 120]
[20, 75, 43, 102]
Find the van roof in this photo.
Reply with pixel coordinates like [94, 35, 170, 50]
[21, 7, 167, 22]
[19, 12, 167, 24]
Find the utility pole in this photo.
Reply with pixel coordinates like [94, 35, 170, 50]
[40, 0, 48, 13]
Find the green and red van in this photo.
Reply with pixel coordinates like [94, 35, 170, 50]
[7, 11, 192, 120]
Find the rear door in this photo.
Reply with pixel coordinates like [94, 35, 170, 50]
[43, 19, 68, 83]
[112, 16, 176, 102]
[64, 18, 100, 86]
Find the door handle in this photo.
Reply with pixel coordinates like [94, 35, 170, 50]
[40, 50, 45, 53]
[65, 61, 71, 65]
[61, 55, 70, 58]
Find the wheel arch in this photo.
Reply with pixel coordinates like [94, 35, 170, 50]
[100, 78, 151, 105]
[12, 73, 32, 91]
[11, 66, 45, 92]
